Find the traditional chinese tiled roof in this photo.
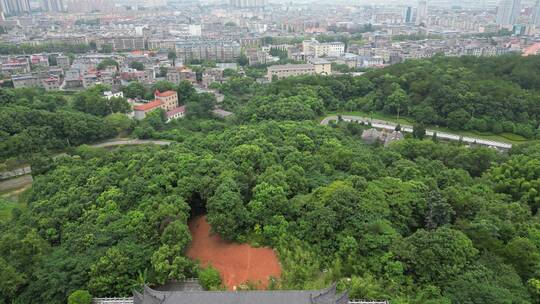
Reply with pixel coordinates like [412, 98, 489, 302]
[134, 283, 348, 304]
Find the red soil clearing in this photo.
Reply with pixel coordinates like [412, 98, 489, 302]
[186, 215, 282, 290]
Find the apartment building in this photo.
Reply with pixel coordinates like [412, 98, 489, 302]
[56, 55, 71, 70]
[1, 59, 30, 75]
[267, 64, 316, 80]
[307, 58, 332, 75]
[175, 39, 241, 62]
[42, 77, 61, 90]
[303, 38, 345, 58]
[12, 74, 40, 88]
[82, 74, 98, 88]
[95, 36, 146, 51]
[147, 39, 179, 50]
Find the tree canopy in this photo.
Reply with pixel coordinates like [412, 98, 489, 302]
[3, 54, 540, 304]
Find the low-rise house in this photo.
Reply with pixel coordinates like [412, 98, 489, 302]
[133, 90, 180, 120]
[167, 67, 197, 84]
[30, 54, 49, 69]
[42, 77, 60, 90]
[82, 74, 98, 88]
[166, 67, 182, 84]
[357, 56, 384, 68]
[56, 55, 70, 70]
[48, 67, 64, 77]
[166, 105, 186, 122]
[2, 59, 31, 75]
[64, 78, 82, 89]
[333, 53, 359, 68]
[12, 74, 40, 88]
[134, 100, 164, 120]
[65, 68, 81, 80]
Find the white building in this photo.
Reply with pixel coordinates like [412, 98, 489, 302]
[302, 39, 345, 58]
[104, 91, 124, 99]
[357, 56, 384, 68]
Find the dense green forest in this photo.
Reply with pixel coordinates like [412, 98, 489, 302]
[3, 117, 540, 303]
[2, 55, 540, 303]
[215, 54, 540, 139]
[0, 86, 130, 163]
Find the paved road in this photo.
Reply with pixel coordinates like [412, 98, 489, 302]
[91, 139, 172, 148]
[321, 115, 512, 150]
[0, 175, 33, 193]
[0, 139, 173, 181]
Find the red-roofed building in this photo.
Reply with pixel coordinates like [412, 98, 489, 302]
[42, 77, 60, 91]
[133, 90, 180, 120]
[154, 90, 178, 111]
[166, 105, 186, 122]
[133, 100, 164, 120]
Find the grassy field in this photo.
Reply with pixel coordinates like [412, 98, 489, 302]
[0, 175, 32, 222]
[323, 111, 531, 145]
[0, 198, 17, 222]
[0, 189, 27, 222]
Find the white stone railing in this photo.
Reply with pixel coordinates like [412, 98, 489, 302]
[93, 297, 133, 304]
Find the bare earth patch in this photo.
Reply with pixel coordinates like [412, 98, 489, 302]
[187, 215, 282, 290]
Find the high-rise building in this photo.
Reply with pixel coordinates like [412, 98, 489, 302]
[416, 0, 428, 26]
[533, 0, 540, 26]
[496, 0, 521, 26]
[404, 6, 413, 23]
[40, 0, 63, 12]
[0, 0, 31, 14]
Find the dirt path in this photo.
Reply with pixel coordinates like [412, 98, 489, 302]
[186, 216, 281, 290]
[0, 139, 173, 181]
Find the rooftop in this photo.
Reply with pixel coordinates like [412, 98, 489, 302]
[267, 64, 315, 71]
[133, 100, 163, 111]
[309, 58, 331, 64]
[166, 105, 186, 117]
[155, 90, 177, 97]
[134, 284, 348, 304]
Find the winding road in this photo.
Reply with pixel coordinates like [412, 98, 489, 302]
[321, 115, 513, 150]
[0, 139, 173, 181]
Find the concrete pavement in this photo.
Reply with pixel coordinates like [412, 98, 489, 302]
[321, 115, 512, 150]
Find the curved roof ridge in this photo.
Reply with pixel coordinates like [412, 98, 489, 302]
[143, 285, 326, 294]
